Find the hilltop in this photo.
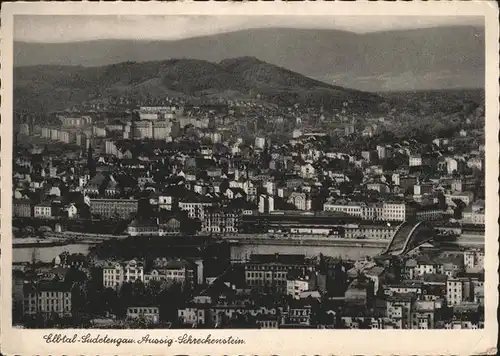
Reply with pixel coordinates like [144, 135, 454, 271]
[14, 57, 383, 113]
[15, 26, 485, 91]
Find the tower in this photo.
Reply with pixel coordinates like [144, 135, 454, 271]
[261, 140, 271, 168]
[31, 247, 39, 266]
[87, 144, 96, 178]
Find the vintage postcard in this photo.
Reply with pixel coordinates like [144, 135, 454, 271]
[1, 1, 498, 355]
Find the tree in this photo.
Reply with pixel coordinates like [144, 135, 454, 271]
[147, 280, 163, 301]
[132, 280, 147, 304]
[64, 268, 87, 285]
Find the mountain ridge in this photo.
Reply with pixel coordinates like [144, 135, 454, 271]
[14, 26, 484, 92]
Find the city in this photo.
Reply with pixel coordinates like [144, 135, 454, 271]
[11, 17, 485, 330]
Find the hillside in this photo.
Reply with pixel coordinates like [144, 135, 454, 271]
[14, 26, 485, 91]
[14, 57, 383, 113]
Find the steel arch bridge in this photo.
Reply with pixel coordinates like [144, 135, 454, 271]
[381, 221, 435, 256]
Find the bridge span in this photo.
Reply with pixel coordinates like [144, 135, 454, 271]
[381, 221, 435, 256]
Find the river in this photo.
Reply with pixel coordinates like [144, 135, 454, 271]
[230, 243, 386, 261]
[13, 244, 92, 263]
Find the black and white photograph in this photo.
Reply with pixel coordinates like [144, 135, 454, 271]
[1, 2, 498, 355]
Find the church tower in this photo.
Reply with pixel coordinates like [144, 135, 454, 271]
[87, 144, 96, 178]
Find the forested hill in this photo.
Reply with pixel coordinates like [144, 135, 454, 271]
[14, 56, 383, 113]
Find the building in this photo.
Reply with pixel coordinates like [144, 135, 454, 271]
[127, 219, 160, 237]
[258, 194, 275, 214]
[412, 255, 444, 277]
[75, 133, 90, 148]
[105, 140, 131, 159]
[122, 259, 145, 283]
[23, 282, 72, 317]
[413, 182, 434, 196]
[59, 116, 92, 127]
[467, 157, 483, 171]
[446, 191, 474, 206]
[361, 151, 372, 162]
[288, 192, 311, 211]
[104, 258, 197, 289]
[386, 294, 413, 329]
[398, 175, 418, 190]
[106, 121, 125, 132]
[345, 278, 374, 306]
[446, 158, 458, 175]
[381, 202, 415, 222]
[102, 259, 145, 288]
[89, 198, 139, 219]
[364, 266, 386, 295]
[178, 305, 209, 326]
[384, 282, 423, 297]
[281, 301, 314, 327]
[33, 202, 52, 218]
[139, 106, 179, 120]
[463, 251, 476, 270]
[202, 209, 238, 234]
[376, 145, 387, 159]
[152, 121, 172, 140]
[83, 172, 107, 197]
[410, 300, 437, 329]
[158, 217, 182, 235]
[150, 259, 196, 286]
[409, 155, 422, 167]
[462, 201, 485, 225]
[103, 262, 125, 288]
[64, 203, 78, 219]
[286, 275, 314, 300]
[255, 137, 266, 149]
[463, 251, 484, 270]
[13, 199, 32, 217]
[415, 204, 444, 221]
[334, 202, 416, 222]
[244, 254, 314, 293]
[239, 210, 361, 235]
[92, 126, 106, 138]
[158, 194, 175, 211]
[365, 182, 391, 194]
[178, 197, 213, 220]
[300, 163, 316, 179]
[126, 307, 160, 324]
[19, 123, 30, 135]
[344, 124, 355, 136]
[256, 315, 280, 329]
[133, 120, 153, 139]
[447, 278, 463, 306]
[451, 178, 477, 193]
[323, 201, 363, 217]
[344, 223, 395, 240]
[292, 129, 302, 138]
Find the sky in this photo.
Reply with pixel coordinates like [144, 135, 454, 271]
[14, 15, 484, 43]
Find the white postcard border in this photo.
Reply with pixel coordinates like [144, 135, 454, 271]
[1, 2, 498, 355]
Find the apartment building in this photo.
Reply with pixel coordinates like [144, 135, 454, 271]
[89, 198, 139, 219]
[33, 202, 52, 218]
[446, 278, 464, 306]
[126, 306, 160, 324]
[244, 254, 315, 293]
[23, 282, 72, 317]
